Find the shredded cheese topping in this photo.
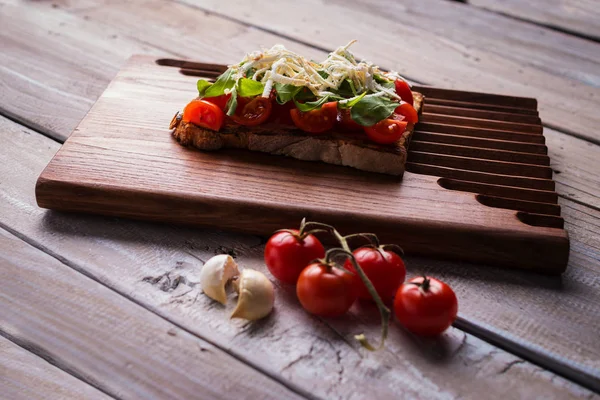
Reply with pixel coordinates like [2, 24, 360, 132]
[227, 40, 409, 100]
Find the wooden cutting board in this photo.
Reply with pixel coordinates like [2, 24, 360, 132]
[35, 56, 569, 274]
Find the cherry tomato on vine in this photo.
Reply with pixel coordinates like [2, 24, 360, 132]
[394, 102, 419, 124]
[231, 96, 273, 126]
[204, 94, 231, 111]
[394, 79, 414, 106]
[394, 277, 458, 336]
[264, 230, 325, 284]
[182, 99, 225, 131]
[297, 262, 357, 317]
[364, 119, 408, 144]
[290, 102, 338, 134]
[344, 247, 406, 304]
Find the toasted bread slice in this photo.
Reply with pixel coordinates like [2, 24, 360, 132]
[170, 92, 423, 176]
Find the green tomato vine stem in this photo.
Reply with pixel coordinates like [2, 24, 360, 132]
[300, 220, 391, 351]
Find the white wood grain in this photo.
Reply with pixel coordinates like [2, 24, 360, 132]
[1, 0, 599, 395]
[0, 336, 111, 400]
[0, 225, 306, 400]
[186, 0, 600, 143]
[0, 116, 596, 398]
[467, 0, 600, 41]
[0, 0, 598, 211]
[0, 0, 323, 141]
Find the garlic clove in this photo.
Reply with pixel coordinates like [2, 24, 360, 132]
[231, 269, 275, 320]
[199, 254, 240, 304]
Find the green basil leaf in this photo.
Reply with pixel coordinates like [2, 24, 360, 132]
[197, 80, 212, 96]
[293, 95, 331, 112]
[333, 79, 358, 99]
[317, 70, 329, 79]
[338, 91, 366, 109]
[274, 83, 303, 105]
[294, 87, 317, 102]
[204, 69, 235, 98]
[350, 96, 398, 126]
[225, 86, 238, 117]
[237, 78, 264, 97]
[374, 74, 395, 90]
[245, 68, 256, 79]
[347, 79, 357, 96]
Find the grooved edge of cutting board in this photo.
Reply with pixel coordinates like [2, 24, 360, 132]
[35, 55, 570, 274]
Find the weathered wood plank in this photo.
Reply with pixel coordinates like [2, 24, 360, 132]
[0, 0, 598, 211]
[1, 116, 597, 397]
[0, 336, 111, 400]
[1, 0, 600, 392]
[187, 0, 600, 143]
[0, 226, 307, 400]
[0, 0, 323, 141]
[467, 0, 600, 42]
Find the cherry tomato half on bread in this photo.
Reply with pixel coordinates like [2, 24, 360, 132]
[204, 94, 231, 111]
[297, 262, 357, 317]
[337, 108, 363, 131]
[264, 230, 325, 284]
[231, 96, 273, 126]
[364, 119, 408, 145]
[182, 99, 225, 131]
[394, 79, 414, 106]
[395, 102, 419, 124]
[394, 277, 458, 336]
[290, 102, 338, 134]
[269, 101, 296, 126]
[344, 247, 406, 304]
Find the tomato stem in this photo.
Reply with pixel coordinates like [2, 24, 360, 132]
[332, 230, 390, 351]
[343, 233, 380, 248]
[421, 276, 430, 292]
[298, 219, 391, 350]
[380, 243, 405, 256]
[297, 219, 336, 240]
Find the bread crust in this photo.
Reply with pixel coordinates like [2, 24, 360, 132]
[171, 92, 423, 176]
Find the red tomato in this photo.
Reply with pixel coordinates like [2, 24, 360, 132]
[204, 94, 231, 111]
[182, 99, 225, 131]
[344, 247, 406, 304]
[395, 102, 419, 123]
[394, 277, 458, 336]
[290, 102, 338, 134]
[364, 119, 408, 144]
[269, 101, 295, 126]
[297, 262, 357, 317]
[394, 79, 414, 106]
[337, 109, 362, 131]
[231, 96, 273, 126]
[264, 230, 325, 284]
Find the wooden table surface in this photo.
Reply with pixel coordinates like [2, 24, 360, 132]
[1, 1, 599, 399]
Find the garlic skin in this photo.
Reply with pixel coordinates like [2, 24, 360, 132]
[200, 254, 240, 304]
[231, 269, 275, 320]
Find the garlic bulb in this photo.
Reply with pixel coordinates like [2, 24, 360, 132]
[231, 269, 275, 320]
[199, 254, 240, 304]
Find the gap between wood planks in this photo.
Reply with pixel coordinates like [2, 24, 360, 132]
[173, 0, 600, 147]
[1, 116, 597, 398]
[2, 114, 600, 395]
[462, 0, 600, 43]
[1, 1, 599, 394]
[0, 335, 114, 400]
[464, 5, 600, 44]
[0, 331, 118, 400]
[0, 221, 318, 400]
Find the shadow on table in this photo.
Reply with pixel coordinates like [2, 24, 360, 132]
[40, 209, 566, 293]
